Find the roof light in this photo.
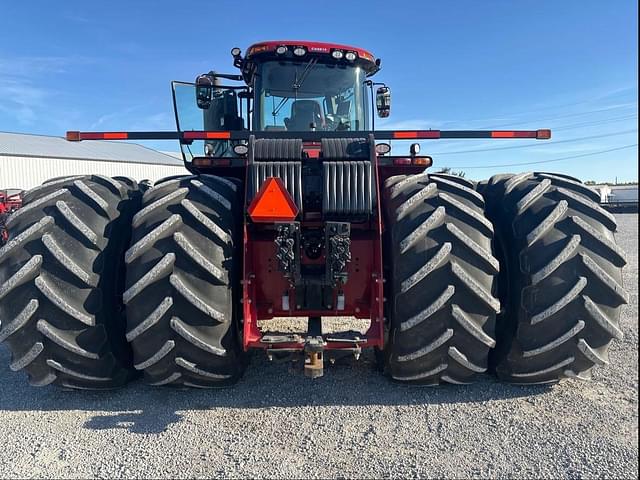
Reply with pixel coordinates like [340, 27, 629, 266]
[276, 45, 288, 55]
[293, 47, 306, 56]
[248, 177, 299, 223]
[331, 50, 344, 60]
[409, 143, 420, 156]
[231, 47, 242, 57]
[345, 51, 357, 61]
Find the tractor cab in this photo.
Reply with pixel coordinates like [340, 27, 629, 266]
[172, 41, 390, 161]
[245, 41, 381, 132]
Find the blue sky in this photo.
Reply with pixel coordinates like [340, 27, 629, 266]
[0, 0, 637, 182]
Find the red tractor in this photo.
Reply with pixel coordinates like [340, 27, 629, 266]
[0, 41, 627, 389]
[0, 189, 23, 246]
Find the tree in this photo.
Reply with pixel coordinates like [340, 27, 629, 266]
[436, 167, 466, 178]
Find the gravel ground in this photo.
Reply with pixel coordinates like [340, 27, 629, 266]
[0, 214, 637, 479]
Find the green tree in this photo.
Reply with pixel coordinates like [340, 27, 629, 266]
[437, 167, 466, 178]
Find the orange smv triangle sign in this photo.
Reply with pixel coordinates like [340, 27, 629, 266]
[248, 177, 299, 223]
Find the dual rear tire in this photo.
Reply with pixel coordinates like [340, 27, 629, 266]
[0, 173, 245, 389]
[0, 175, 140, 389]
[479, 172, 628, 383]
[123, 174, 245, 387]
[381, 173, 500, 385]
[381, 171, 628, 385]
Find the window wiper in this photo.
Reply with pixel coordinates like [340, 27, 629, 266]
[293, 58, 318, 90]
[272, 96, 290, 118]
[271, 58, 319, 118]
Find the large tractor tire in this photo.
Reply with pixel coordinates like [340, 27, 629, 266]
[479, 172, 628, 383]
[382, 173, 501, 385]
[0, 175, 140, 389]
[124, 174, 245, 387]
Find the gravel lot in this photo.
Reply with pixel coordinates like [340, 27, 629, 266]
[0, 214, 637, 479]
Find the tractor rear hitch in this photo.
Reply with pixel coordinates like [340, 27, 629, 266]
[304, 316, 325, 378]
[304, 339, 325, 378]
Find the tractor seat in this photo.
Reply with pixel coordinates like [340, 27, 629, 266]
[285, 100, 324, 131]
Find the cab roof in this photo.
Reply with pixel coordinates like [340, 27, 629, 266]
[244, 40, 379, 75]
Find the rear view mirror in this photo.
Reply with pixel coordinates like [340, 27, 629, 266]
[376, 86, 391, 118]
[195, 74, 214, 109]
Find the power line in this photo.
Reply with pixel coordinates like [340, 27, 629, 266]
[482, 103, 637, 129]
[439, 98, 636, 130]
[447, 144, 638, 169]
[552, 114, 638, 131]
[421, 115, 637, 153]
[429, 129, 637, 155]
[479, 88, 637, 119]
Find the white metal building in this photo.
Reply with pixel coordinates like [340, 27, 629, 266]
[593, 184, 638, 203]
[0, 132, 188, 191]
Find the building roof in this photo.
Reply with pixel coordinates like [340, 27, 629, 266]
[593, 184, 639, 191]
[0, 132, 183, 166]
